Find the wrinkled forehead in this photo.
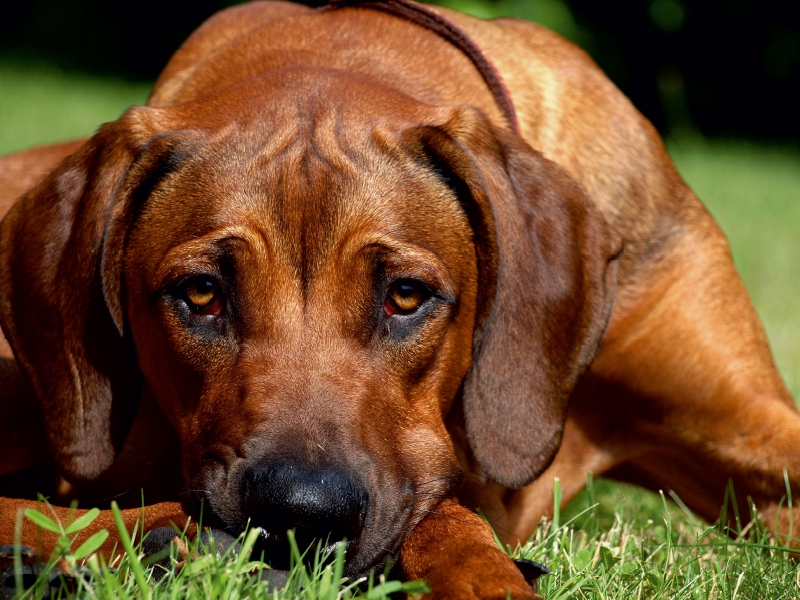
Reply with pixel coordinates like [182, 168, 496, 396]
[130, 109, 473, 282]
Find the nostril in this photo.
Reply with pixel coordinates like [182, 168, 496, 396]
[243, 461, 367, 547]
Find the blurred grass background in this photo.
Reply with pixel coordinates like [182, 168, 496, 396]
[0, 0, 798, 549]
[0, 61, 150, 153]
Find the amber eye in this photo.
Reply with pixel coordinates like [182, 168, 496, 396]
[183, 276, 218, 311]
[385, 280, 430, 315]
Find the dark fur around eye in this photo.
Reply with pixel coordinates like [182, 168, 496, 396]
[379, 277, 453, 342]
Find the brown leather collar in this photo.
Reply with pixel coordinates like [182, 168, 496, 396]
[324, 0, 521, 136]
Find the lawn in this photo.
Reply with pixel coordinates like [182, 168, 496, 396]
[0, 62, 151, 155]
[1, 61, 798, 598]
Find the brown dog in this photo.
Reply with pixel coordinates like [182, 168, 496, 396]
[1, 1, 798, 598]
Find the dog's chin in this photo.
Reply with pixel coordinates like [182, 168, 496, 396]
[181, 485, 410, 580]
[246, 528, 382, 578]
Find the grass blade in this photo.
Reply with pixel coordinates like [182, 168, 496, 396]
[110, 501, 150, 600]
[66, 507, 101, 535]
[73, 529, 109, 560]
[24, 508, 62, 534]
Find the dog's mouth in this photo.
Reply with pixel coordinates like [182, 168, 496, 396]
[202, 507, 406, 581]
[188, 499, 413, 580]
[247, 528, 355, 571]
[242, 502, 365, 572]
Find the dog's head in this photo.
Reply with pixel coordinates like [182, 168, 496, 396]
[0, 67, 619, 574]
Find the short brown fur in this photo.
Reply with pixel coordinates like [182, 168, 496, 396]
[1, 3, 798, 599]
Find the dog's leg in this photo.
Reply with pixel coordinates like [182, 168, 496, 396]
[498, 209, 800, 547]
[477, 408, 628, 549]
[401, 498, 539, 599]
[0, 499, 188, 564]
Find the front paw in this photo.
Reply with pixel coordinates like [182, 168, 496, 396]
[400, 499, 544, 599]
[412, 551, 543, 600]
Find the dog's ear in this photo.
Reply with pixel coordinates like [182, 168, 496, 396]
[0, 108, 190, 482]
[404, 108, 622, 489]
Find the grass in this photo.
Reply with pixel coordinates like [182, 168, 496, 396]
[11, 501, 428, 599]
[0, 61, 150, 155]
[1, 62, 799, 597]
[527, 480, 800, 599]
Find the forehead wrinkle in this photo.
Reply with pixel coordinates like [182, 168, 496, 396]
[132, 111, 394, 286]
[152, 224, 273, 286]
[177, 102, 439, 304]
[249, 127, 374, 298]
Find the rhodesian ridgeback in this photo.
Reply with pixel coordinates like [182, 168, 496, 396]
[0, 1, 797, 598]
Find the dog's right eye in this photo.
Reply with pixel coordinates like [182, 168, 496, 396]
[385, 279, 432, 316]
[181, 276, 222, 315]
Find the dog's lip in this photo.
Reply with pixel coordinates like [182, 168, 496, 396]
[256, 527, 352, 554]
[228, 498, 412, 578]
[255, 527, 347, 546]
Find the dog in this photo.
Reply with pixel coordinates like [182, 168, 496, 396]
[1, 1, 798, 598]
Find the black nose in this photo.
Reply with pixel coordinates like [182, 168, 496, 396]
[243, 461, 367, 550]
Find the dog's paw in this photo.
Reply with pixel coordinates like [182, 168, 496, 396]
[403, 547, 545, 599]
[400, 500, 546, 599]
[418, 579, 541, 600]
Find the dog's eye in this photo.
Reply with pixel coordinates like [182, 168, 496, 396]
[182, 276, 221, 313]
[385, 280, 431, 316]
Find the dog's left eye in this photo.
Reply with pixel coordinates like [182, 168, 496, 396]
[181, 276, 222, 314]
[384, 280, 432, 316]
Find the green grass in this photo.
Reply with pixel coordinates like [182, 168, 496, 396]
[1, 62, 799, 597]
[12, 501, 428, 599]
[0, 61, 150, 155]
[528, 481, 800, 599]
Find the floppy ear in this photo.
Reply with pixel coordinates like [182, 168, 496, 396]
[0, 108, 184, 482]
[405, 109, 622, 489]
